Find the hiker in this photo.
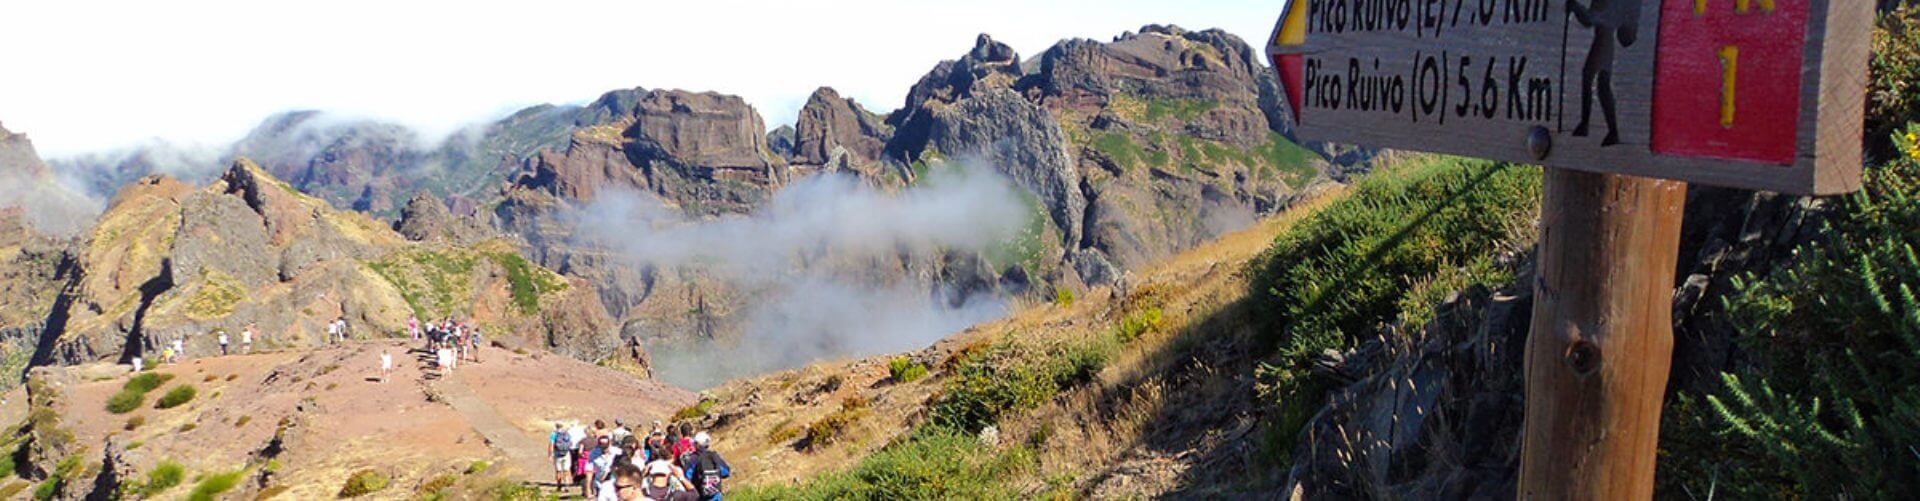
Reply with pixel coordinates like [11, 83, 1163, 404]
[593, 420, 612, 443]
[438, 345, 456, 373]
[131, 356, 144, 373]
[612, 420, 633, 444]
[616, 461, 698, 501]
[576, 435, 595, 498]
[671, 423, 696, 464]
[408, 315, 420, 341]
[171, 338, 185, 362]
[379, 349, 394, 383]
[551, 423, 573, 491]
[681, 432, 731, 501]
[242, 323, 255, 354]
[620, 436, 645, 468]
[469, 328, 483, 363]
[592, 435, 623, 500]
[162, 346, 175, 365]
[218, 330, 229, 356]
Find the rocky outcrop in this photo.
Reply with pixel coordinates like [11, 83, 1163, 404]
[882, 27, 1333, 284]
[24, 159, 617, 373]
[792, 87, 893, 169]
[394, 191, 486, 244]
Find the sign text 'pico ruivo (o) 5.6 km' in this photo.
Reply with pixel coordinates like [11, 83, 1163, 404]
[1267, 0, 1872, 194]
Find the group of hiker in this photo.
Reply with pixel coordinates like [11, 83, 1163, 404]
[412, 315, 484, 373]
[550, 419, 732, 501]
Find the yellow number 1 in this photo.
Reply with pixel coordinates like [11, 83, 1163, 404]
[1719, 45, 1739, 128]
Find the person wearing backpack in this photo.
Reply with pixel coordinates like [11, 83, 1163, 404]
[681, 432, 731, 501]
[550, 423, 574, 491]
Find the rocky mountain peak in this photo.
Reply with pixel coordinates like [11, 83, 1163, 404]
[792, 86, 892, 168]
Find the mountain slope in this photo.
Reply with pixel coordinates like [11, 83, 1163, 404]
[26, 159, 622, 375]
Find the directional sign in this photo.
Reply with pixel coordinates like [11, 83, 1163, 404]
[1267, 0, 1871, 194]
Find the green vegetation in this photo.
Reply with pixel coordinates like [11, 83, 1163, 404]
[1658, 122, 1920, 497]
[1868, 4, 1920, 160]
[1145, 97, 1218, 122]
[418, 474, 458, 497]
[1247, 157, 1541, 460]
[888, 357, 928, 384]
[465, 460, 491, 475]
[186, 470, 243, 501]
[155, 384, 198, 410]
[338, 469, 391, 498]
[107, 373, 175, 414]
[802, 397, 871, 451]
[1053, 286, 1076, 307]
[491, 252, 567, 315]
[235, 415, 251, 427]
[982, 190, 1054, 280]
[1091, 132, 1151, 173]
[133, 461, 186, 497]
[674, 399, 716, 422]
[929, 334, 1115, 434]
[183, 271, 245, 320]
[32, 479, 54, 501]
[124, 415, 145, 431]
[368, 250, 478, 319]
[732, 430, 1036, 500]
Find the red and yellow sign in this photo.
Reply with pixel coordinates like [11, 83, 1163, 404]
[1652, 0, 1811, 165]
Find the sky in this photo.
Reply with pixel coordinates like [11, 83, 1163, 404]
[0, 0, 1282, 158]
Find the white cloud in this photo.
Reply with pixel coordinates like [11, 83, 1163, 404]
[0, 0, 1278, 158]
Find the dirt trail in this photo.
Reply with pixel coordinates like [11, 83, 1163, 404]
[427, 359, 552, 482]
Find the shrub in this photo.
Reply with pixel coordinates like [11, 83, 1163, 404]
[887, 357, 928, 383]
[186, 471, 243, 501]
[1053, 286, 1075, 307]
[464, 461, 490, 475]
[234, 415, 251, 427]
[155, 385, 197, 410]
[138, 461, 185, 497]
[1658, 122, 1920, 497]
[928, 337, 1114, 434]
[1868, 4, 1920, 160]
[1112, 307, 1163, 344]
[673, 399, 716, 422]
[417, 474, 457, 495]
[768, 419, 803, 444]
[124, 415, 145, 431]
[31, 479, 54, 501]
[733, 429, 1035, 500]
[126, 373, 174, 393]
[106, 391, 144, 414]
[337, 469, 390, 498]
[177, 423, 197, 433]
[802, 398, 872, 451]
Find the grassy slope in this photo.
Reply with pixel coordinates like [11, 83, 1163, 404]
[701, 155, 1545, 499]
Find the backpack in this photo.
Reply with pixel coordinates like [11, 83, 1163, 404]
[695, 451, 725, 497]
[552, 433, 571, 457]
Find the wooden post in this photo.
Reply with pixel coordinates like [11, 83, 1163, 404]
[1519, 168, 1687, 499]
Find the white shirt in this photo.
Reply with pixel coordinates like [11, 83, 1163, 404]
[380, 353, 393, 370]
[243, 330, 253, 343]
[218, 333, 228, 344]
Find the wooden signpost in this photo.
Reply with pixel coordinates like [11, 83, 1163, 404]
[1266, 0, 1871, 498]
